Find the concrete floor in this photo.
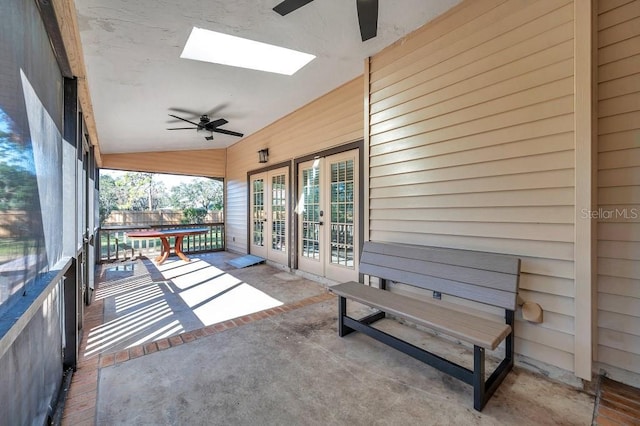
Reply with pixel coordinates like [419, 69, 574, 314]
[85, 252, 595, 425]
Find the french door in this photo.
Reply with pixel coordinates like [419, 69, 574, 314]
[250, 167, 289, 265]
[297, 150, 359, 282]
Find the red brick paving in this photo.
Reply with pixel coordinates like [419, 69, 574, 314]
[144, 342, 158, 355]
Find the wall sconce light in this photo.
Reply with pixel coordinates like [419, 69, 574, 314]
[258, 148, 269, 163]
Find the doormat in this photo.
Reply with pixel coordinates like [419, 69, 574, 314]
[227, 254, 265, 269]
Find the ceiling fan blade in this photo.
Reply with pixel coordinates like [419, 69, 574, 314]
[212, 128, 244, 137]
[273, 0, 314, 16]
[167, 127, 197, 130]
[168, 114, 204, 129]
[208, 118, 228, 128]
[356, 0, 378, 41]
[204, 103, 229, 118]
[168, 107, 200, 115]
[167, 107, 200, 121]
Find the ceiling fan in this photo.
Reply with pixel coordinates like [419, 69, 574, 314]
[167, 113, 244, 141]
[273, 0, 378, 42]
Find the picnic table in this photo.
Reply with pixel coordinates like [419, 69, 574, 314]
[126, 228, 209, 265]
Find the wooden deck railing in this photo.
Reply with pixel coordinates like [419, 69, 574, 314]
[98, 223, 225, 263]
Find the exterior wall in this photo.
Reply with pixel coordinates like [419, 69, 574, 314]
[102, 149, 226, 178]
[225, 77, 364, 253]
[596, 0, 640, 385]
[367, 0, 577, 371]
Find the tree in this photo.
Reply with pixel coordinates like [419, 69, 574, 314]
[0, 110, 38, 212]
[98, 172, 223, 225]
[0, 163, 37, 211]
[98, 173, 118, 223]
[169, 178, 223, 211]
[98, 171, 170, 224]
[114, 172, 168, 211]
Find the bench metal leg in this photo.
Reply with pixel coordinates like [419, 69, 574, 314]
[477, 310, 516, 410]
[505, 310, 515, 366]
[336, 301, 515, 411]
[359, 310, 386, 324]
[338, 296, 355, 337]
[473, 346, 485, 411]
[343, 315, 474, 383]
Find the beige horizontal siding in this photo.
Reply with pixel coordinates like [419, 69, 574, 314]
[536, 312, 575, 336]
[370, 230, 575, 262]
[368, 0, 576, 371]
[370, 169, 575, 197]
[599, 311, 640, 336]
[598, 0, 640, 29]
[225, 77, 364, 253]
[598, 347, 640, 375]
[596, 0, 640, 382]
[599, 0, 635, 15]
[101, 149, 225, 178]
[598, 240, 640, 259]
[370, 0, 573, 91]
[370, 206, 574, 224]
[517, 338, 574, 371]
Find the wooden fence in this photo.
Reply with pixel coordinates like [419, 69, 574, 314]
[102, 210, 223, 226]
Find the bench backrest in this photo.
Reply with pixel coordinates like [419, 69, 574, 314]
[359, 242, 521, 311]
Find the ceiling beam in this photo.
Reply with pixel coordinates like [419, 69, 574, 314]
[35, 0, 73, 78]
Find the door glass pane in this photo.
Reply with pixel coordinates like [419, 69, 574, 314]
[252, 179, 264, 246]
[301, 166, 320, 260]
[330, 159, 354, 268]
[271, 174, 286, 252]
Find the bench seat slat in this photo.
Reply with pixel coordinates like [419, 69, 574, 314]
[365, 242, 520, 275]
[360, 263, 517, 310]
[334, 282, 510, 345]
[360, 251, 517, 292]
[330, 281, 511, 350]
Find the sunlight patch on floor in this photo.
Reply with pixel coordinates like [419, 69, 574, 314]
[178, 273, 242, 307]
[191, 282, 283, 326]
[169, 265, 284, 326]
[156, 259, 211, 280]
[92, 256, 285, 356]
[85, 300, 174, 357]
[114, 283, 164, 313]
[94, 274, 154, 300]
[126, 320, 184, 348]
[170, 264, 226, 290]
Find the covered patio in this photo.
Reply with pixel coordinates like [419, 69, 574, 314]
[62, 252, 595, 425]
[2, 0, 640, 424]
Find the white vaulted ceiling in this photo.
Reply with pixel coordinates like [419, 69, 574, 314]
[74, 0, 460, 154]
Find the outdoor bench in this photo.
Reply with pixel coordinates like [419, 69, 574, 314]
[329, 241, 521, 411]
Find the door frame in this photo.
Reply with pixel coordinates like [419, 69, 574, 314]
[246, 160, 292, 267]
[293, 140, 364, 278]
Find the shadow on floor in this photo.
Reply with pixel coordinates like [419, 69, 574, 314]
[89, 252, 326, 357]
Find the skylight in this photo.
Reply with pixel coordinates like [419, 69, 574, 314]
[180, 27, 315, 75]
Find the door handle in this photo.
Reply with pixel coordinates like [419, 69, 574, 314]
[319, 221, 324, 226]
